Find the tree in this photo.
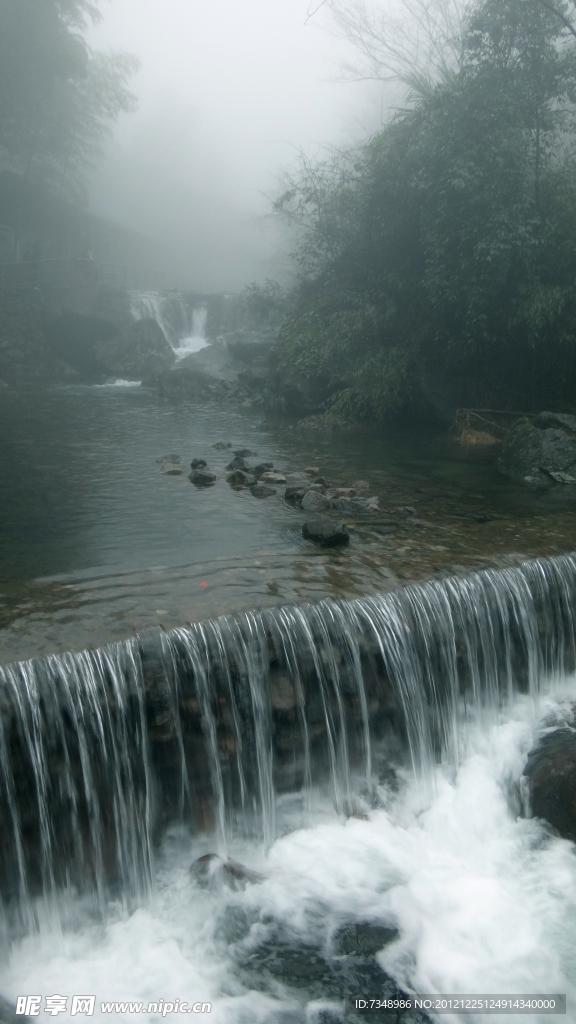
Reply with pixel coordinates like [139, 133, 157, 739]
[315, 0, 470, 88]
[276, 0, 576, 420]
[0, 0, 138, 200]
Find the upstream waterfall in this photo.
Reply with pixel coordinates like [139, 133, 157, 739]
[129, 292, 208, 359]
[0, 555, 575, 936]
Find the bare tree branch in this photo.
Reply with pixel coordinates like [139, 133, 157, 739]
[536, 0, 576, 40]
[306, 0, 332, 24]
[325, 0, 469, 87]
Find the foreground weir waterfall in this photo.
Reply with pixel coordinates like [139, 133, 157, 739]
[0, 557, 576, 1021]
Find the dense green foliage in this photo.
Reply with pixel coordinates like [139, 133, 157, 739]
[276, 0, 576, 421]
[0, 0, 138, 200]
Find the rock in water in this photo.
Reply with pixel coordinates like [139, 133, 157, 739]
[251, 483, 276, 497]
[190, 458, 207, 469]
[233, 448, 256, 457]
[498, 418, 576, 485]
[333, 922, 398, 957]
[332, 496, 378, 514]
[226, 470, 256, 487]
[188, 468, 217, 486]
[254, 462, 274, 477]
[302, 490, 331, 513]
[285, 485, 307, 505]
[161, 462, 184, 475]
[189, 853, 264, 890]
[302, 516, 349, 546]
[533, 411, 576, 434]
[212, 441, 232, 449]
[226, 456, 251, 471]
[524, 728, 576, 841]
[260, 471, 286, 484]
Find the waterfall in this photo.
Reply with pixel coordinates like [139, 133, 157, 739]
[129, 292, 208, 359]
[0, 554, 575, 939]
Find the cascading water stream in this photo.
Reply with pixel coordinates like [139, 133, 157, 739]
[1, 554, 575, 942]
[129, 292, 209, 359]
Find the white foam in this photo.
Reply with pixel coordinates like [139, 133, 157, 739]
[95, 380, 142, 388]
[2, 685, 576, 1023]
[172, 336, 209, 361]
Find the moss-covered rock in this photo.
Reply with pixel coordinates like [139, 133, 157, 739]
[498, 418, 576, 485]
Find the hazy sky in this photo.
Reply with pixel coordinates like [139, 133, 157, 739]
[87, 0, 384, 291]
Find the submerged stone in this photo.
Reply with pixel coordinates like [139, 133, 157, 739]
[188, 468, 217, 486]
[226, 469, 256, 487]
[250, 483, 276, 497]
[260, 471, 286, 484]
[302, 516, 349, 546]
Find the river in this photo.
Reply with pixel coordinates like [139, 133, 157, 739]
[0, 383, 575, 1024]
[1, 381, 576, 664]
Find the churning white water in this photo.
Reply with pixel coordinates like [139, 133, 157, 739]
[173, 308, 209, 361]
[1, 683, 575, 1024]
[2, 558, 576, 1022]
[129, 292, 209, 360]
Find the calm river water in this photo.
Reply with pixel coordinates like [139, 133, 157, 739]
[1, 381, 576, 663]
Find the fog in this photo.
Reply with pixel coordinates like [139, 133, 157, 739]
[86, 0, 384, 291]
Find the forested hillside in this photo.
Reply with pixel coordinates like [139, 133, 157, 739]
[274, 0, 576, 422]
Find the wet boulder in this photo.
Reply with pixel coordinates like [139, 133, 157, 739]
[285, 485, 307, 505]
[226, 469, 256, 487]
[498, 417, 576, 485]
[302, 490, 331, 513]
[190, 853, 264, 890]
[188, 468, 217, 486]
[226, 456, 251, 471]
[212, 441, 232, 449]
[332, 496, 379, 514]
[254, 462, 274, 477]
[234, 448, 257, 458]
[302, 516, 349, 547]
[161, 462, 184, 475]
[524, 728, 576, 841]
[190, 458, 207, 469]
